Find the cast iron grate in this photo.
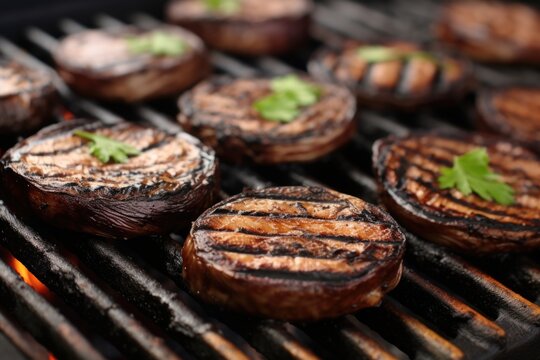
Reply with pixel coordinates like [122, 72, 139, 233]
[0, 1, 539, 359]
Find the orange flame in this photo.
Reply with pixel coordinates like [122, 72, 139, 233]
[49, 354, 57, 360]
[9, 257, 49, 296]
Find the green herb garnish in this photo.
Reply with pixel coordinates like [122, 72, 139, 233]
[357, 45, 437, 64]
[204, 0, 240, 13]
[74, 130, 141, 164]
[126, 31, 187, 57]
[253, 75, 322, 123]
[438, 148, 515, 205]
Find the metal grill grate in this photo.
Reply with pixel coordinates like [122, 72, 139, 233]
[0, 1, 539, 359]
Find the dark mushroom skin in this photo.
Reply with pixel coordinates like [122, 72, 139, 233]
[373, 132, 540, 254]
[308, 41, 473, 111]
[477, 86, 540, 154]
[0, 120, 219, 239]
[178, 76, 357, 164]
[182, 186, 406, 321]
[54, 26, 210, 103]
[166, 0, 312, 56]
[436, 1, 540, 64]
[0, 60, 57, 136]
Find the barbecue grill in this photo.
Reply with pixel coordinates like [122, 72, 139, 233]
[0, 0, 539, 359]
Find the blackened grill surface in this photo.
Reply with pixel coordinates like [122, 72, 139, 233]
[0, 0, 539, 360]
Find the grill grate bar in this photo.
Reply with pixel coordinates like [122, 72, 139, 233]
[67, 237, 261, 360]
[245, 321, 322, 360]
[362, 298, 465, 360]
[0, 205, 182, 360]
[394, 268, 506, 351]
[406, 235, 540, 328]
[0, 250, 104, 360]
[329, 0, 428, 40]
[130, 236, 331, 360]
[305, 315, 407, 360]
[482, 256, 540, 305]
[0, 305, 50, 360]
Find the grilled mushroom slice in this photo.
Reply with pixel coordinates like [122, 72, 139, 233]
[54, 26, 209, 103]
[0, 120, 218, 239]
[178, 76, 356, 164]
[166, 0, 312, 56]
[374, 132, 540, 253]
[183, 186, 406, 321]
[477, 86, 540, 153]
[436, 1, 540, 64]
[0, 60, 57, 136]
[308, 41, 473, 110]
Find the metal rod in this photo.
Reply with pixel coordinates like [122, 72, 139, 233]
[0, 303, 55, 360]
[68, 238, 262, 360]
[0, 205, 182, 360]
[0, 257, 104, 360]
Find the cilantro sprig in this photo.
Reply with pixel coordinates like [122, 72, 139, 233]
[438, 148, 515, 205]
[126, 31, 187, 57]
[253, 75, 322, 123]
[74, 130, 141, 164]
[204, 0, 240, 13]
[357, 45, 438, 64]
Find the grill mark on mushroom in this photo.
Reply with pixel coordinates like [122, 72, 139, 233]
[0, 120, 219, 239]
[374, 132, 540, 253]
[182, 186, 405, 320]
[308, 41, 472, 110]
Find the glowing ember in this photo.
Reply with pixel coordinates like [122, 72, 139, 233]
[48, 354, 57, 360]
[9, 257, 49, 296]
[62, 109, 75, 121]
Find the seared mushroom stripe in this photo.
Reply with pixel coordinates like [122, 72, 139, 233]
[0, 120, 219, 239]
[308, 41, 473, 110]
[182, 186, 406, 321]
[373, 132, 540, 253]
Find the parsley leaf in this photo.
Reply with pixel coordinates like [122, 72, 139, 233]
[271, 75, 322, 106]
[253, 75, 322, 123]
[253, 92, 300, 122]
[126, 31, 187, 57]
[438, 148, 515, 205]
[357, 45, 438, 64]
[204, 0, 240, 13]
[74, 130, 141, 164]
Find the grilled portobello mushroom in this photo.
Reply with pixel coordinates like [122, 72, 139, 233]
[374, 132, 540, 253]
[477, 86, 540, 153]
[183, 186, 406, 321]
[54, 26, 209, 103]
[436, 1, 540, 64]
[0, 60, 57, 136]
[0, 120, 218, 239]
[178, 76, 356, 164]
[308, 41, 472, 110]
[166, 0, 312, 56]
